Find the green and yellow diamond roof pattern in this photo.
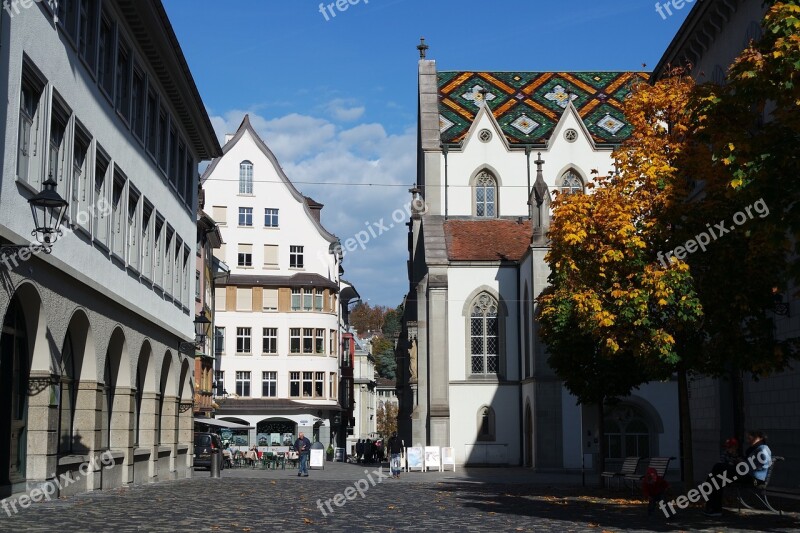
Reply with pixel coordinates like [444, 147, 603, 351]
[438, 71, 649, 145]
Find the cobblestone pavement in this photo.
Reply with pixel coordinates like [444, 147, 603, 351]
[1, 462, 798, 532]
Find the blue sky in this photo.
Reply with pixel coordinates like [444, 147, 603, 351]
[163, 0, 692, 308]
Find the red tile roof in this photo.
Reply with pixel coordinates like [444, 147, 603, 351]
[444, 220, 532, 261]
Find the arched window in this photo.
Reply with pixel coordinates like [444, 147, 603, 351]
[239, 161, 253, 194]
[477, 406, 496, 441]
[743, 20, 763, 48]
[470, 294, 499, 375]
[560, 170, 583, 195]
[474, 171, 497, 217]
[711, 65, 726, 86]
[604, 407, 651, 459]
[59, 333, 75, 455]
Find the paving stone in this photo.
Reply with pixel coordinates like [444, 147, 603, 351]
[0, 462, 797, 532]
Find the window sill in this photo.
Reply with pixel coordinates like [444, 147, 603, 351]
[288, 267, 305, 271]
[237, 193, 255, 197]
[237, 225, 254, 229]
[235, 352, 252, 356]
[238, 266, 254, 270]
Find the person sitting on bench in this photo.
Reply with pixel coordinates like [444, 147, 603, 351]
[704, 430, 772, 516]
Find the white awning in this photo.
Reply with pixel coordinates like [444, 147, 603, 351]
[194, 417, 254, 430]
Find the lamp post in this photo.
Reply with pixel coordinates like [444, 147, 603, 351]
[1, 175, 69, 255]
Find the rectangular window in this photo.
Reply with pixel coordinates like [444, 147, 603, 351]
[238, 207, 253, 227]
[146, 89, 157, 156]
[164, 227, 174, 295]
[127, 188, 140, 270]
[115, 40, 131, 121]
[177, 142, 186, 200]
[315, 329, 325, 354]
[174, 237, 183, 300]
[212, 206, 227, 226]
[314, 290, 323, 311]
[131, 65, 145, 140]
[195, 270, 201, 299]
[236, 287, 252, 311]
[238, 244, 252, 268]
[289, 372, 300, 397]
[302, 328, 313, 354]
[111, 171, 126, 258]
[329, 373, 337, 399]
[264, 208, 279, 227]
[17, 67, 44, 187]
[71, 125, 91, 229]
[263, 244, 278, 268]
[214, 327, 224, 356]
[291, 288, 301, 311]
[330, 330, 337, 357]
[78, 0, 98, 69]
[49, 99, 70, 201]
[289, 245, 304, 269]
[141, 202, 153, 278]
[97, 9, 114, 97]
[235, 371, 251, 397]
[303, 290, 313, 312]
[152, 216, 164, 285]
[184, 153, 194, 205]
[315, 372, 325, 398]
[168, 126, 178, 188]
[58, 0, 79, 42]
[290, 328, 301, 354]
[262, 328, 277, 355]
[215, 370, 224, 394]
[262, 371, 277, 398]
[182, 246, 190, 308]
[236, 327, 251, 354]
[302, 372, 313, 397]
[239, 161, 253, 194]
[215, 287, 226, 311]
[157, 109, 168, 171]
[262, 288, 278, 311]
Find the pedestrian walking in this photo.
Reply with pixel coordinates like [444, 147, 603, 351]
[356, 439, 364, 464]
[293, 432, 312, 477]
[388, 432, 404, 478]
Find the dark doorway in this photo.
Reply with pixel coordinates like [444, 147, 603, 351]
[0, 297, 30, 489]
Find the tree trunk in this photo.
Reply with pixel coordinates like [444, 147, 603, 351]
[597, 400, 606, 487]
[677, 364, 694, 486]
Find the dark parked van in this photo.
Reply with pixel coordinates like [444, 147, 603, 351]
[194, 432, 224, 470]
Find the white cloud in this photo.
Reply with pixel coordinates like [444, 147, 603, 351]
[325, 98, 366, 122]
[209, 109, 415, 307]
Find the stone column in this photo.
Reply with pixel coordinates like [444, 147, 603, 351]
[138, 392, 159, 482]
[109, 387, 134, 487]
[428, 271, 450, 449]
[160, 396, 178, 478]
[177, 400, 193, 477]
[411, 277, 428, 447]
[73, 381, 104, 492]
[24, 372, 59, 487]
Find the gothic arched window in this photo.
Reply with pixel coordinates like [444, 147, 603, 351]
[239, 161, 253, 194]
[470, 294, 499, 375]
[474, 171, 497, 217]
[560, 170, 583, 195]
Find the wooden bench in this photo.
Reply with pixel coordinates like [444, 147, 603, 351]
[624, 456, 675, 489]
[602, 457, 641, 489]
[737, 456, 785, 515]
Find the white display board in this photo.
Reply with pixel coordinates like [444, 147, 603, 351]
[424, 446, 441, 472]
[309, 449, 324, 469]
[441, 447, 456, 472]
[406, 447, 424, 472]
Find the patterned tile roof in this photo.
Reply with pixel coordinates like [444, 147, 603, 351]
[438, 71, 649, 145]
[444, 220, 532, 262]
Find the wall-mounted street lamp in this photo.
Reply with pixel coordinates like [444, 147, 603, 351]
[179, 311, 212, 355]
[1, 176, 69, 255]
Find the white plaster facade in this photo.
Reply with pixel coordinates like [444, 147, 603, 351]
[0, 0, 220, 498]
[201, 116, 343, 446]
[348, 334, 376, 453]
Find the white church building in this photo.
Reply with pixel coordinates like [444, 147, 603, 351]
[399, 47, 680, 471]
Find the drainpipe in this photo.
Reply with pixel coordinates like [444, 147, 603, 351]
[442, 144, 449, 220]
